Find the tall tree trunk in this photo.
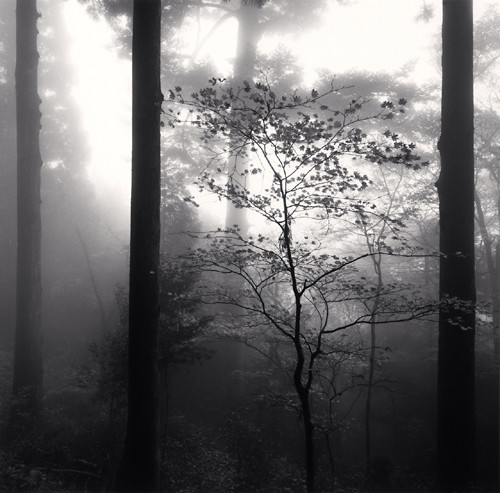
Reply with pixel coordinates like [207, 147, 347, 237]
[115, 0, 162, 490]
[222, 4, 262, 402]
[225, 3, 260, 233]
[12, 0, 43, 420]
[495, 244, 500, 490]
[436, 0, 476, 490]
[474, 190, 499, 490]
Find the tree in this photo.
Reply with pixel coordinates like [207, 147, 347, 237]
[436, 0, 476, 490]
[38, 0, 110, 356]
[470, 10, 500, 486]
[0, 0, 17, 351]
[223, 0, 264, 232]
[474, 107, 500, 491]
[171, 80, 432, 491]
[190, 0, 333, 232]
[115, 0, 162, 490]
[12, 0, 43, 420]
[356, 167, 405, 485]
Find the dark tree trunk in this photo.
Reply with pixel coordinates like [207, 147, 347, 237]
[294, 364, 315, 493]
[115, 0, 162, 490]
[436, 0, 476, 490]
[302, 394, 315, 493]
[495, 245, 500, 489]
[12, 0, 43, 420]
[292, 309, 315, 492]
[475, 191, 500, 490]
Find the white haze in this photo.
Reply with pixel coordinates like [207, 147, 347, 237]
[63, 0, 492, 204]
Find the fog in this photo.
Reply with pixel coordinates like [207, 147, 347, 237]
[0, 0, 499, 491]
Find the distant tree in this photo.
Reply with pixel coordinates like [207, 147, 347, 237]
[115, 0, 162, 490]
[220, 0, 338, 232]
[171, 80, 433, 491]
[473, 7, 500, 83]
[79, 0, 337, 235]
[0, 0, 17, 350]
[220, 0, 265, 232]
[436, 0, 476, 490]
[471, 9, 500, 487]
[37, 0, 108, 349]
[12, 0, 43, 421]
[474, 107, 500, 490]
[356, 167, 404, 485]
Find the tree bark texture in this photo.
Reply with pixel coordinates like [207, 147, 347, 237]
[436, 0, 476, 490]
[13, 0, 43, 417]
[115, 0, 162, 490]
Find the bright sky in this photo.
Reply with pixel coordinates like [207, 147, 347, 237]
[267, 1, 441, 84]
[63, 0, 492, 199]
[64, 0, 131, 199]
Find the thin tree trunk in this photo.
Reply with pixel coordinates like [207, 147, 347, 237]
[475, 190, 499, 489]
[293, 338, 315, 492]
[364, 253, 382, 487]
[436, 0, 476, 490]
[12, 0, 43, 420]
[495, 244, 500, 490]
[302, 394, 315, 493]
[365, 320, 376, 481]
[76, 227, 109, 333]
[323, 430, 336, 492]
[115, 0, 162, 490]
[225, 3, 259, 234]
